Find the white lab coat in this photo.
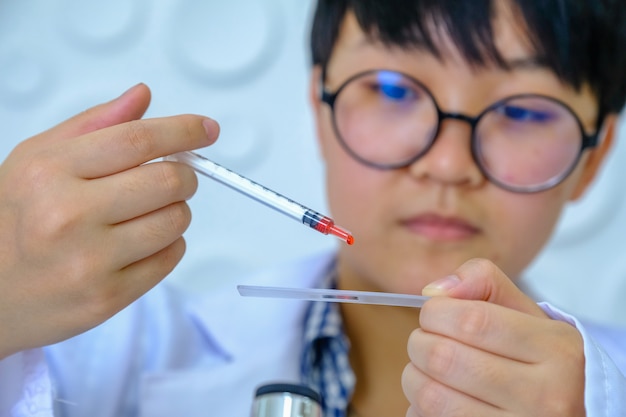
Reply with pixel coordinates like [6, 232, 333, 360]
[2, 251, 625, 416]
[46, 252, 332, 417]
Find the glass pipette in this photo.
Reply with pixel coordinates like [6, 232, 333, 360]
[237, 285, 430, 308]
[165, 151, 354, 245]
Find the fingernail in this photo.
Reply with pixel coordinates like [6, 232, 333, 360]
[202, 118, 219, 141]
[422, 275, 461, 296]
[120, 83, 142, 97]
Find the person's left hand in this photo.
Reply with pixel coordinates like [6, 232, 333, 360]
[401, 258, 586, 417]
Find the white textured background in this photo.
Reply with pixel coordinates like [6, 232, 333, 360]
[1, 1, 625, 327]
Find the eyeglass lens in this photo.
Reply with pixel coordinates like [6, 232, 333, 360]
[329, 70, 585, 192]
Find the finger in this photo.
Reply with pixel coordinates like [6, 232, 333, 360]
[402, 361, 502, 417]
[63, 114, 219, 179]
[108, 201, 192, 270]
[91, 160, 198, 225]
[32, 83, 152, 145]
[81, 237, 188, 323]
[407, 327, 533, 409]
[422, 258, 545, 317]
[419, 297, 566, 362]
[409, 316, 586, 414]
[116, 237, 187, 304]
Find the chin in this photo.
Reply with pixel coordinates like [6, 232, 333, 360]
[390, 260, 453, 293]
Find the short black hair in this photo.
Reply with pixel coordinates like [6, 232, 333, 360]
[310, 0, 626, 124]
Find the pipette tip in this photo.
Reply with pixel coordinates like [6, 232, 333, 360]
[330, 224, 355, 245]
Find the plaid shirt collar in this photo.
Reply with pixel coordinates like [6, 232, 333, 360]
[300, 259, 356, 417]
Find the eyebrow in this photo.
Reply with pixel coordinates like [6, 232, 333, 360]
[344, 35, 551, 76]
[504, 56, 549, 70]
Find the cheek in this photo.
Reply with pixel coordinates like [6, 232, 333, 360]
[325, 152, 379, 224]
[506, 163, 589, 245]
[318, 119, 388, 231]
[489, 189, 571, 277]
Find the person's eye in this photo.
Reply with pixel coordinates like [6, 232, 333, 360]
[497, 105, 554, 122]
[374, 83, 416, 101]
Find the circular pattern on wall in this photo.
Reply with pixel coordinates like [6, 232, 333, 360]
[166, 0, 284, 87]
[0, 48, 51, 107]
[204, 112, 273, 171]
[58, 0, 146, 51]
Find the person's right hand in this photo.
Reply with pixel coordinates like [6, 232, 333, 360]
[0, 84, 219, 359]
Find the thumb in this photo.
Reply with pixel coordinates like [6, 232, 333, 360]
[422, 258, 545, 317]
[33, 83, 152, 145]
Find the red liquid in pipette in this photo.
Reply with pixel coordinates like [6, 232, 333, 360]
[330, 224, 355, 245]
[311, 215, 355, 245]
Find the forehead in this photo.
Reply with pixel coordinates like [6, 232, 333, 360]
[330, 3, 538, 73]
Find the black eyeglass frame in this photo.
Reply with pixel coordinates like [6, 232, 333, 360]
[320, 69, 600, 193]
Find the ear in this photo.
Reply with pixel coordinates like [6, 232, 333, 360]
[309, 66, 323, 114]
[309, 66, 331, 161]
[570, 114, 619, 201]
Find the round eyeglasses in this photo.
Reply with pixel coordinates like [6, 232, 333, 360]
[321, 70, 599, 193]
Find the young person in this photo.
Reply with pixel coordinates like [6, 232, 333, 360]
[308, 1, 626, 415]
[3, 0, 626, 416]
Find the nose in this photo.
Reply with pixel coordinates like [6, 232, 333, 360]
[407, 116, 485, 188]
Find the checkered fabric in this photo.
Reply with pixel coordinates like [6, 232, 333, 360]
[300, 264, 356, 417]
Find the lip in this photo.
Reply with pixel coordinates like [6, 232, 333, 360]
[401, 213, 480, 241]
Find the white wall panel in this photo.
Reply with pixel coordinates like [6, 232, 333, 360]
[1, 1, 624, 327]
